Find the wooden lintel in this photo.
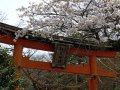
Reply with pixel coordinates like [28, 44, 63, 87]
[97, 68, 117, 77]
[21, 57, 116, 78]
[70, 48, 116, 57]
[0, 35, 116, 57]
[21, 57, 90, 75]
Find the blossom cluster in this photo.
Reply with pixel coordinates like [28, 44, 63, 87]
[16, 0, 120, 42]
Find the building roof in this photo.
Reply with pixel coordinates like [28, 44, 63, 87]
[0, 22, 22, 36]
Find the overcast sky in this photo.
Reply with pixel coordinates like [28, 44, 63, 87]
[0, 0, 40, 26]
[0, 0, 51, 56]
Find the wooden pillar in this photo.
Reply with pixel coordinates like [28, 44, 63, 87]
[13, 44, 23, 90]
[89, 56, 98, 90]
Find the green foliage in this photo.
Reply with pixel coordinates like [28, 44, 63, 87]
[114, 88, 120, 90]
[0, 47, 23, 90]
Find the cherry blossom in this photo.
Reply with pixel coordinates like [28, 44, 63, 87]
[16, 0, 120, 42]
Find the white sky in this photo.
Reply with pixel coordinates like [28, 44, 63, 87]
[0, 0, 41, 26]
[0, 0, 51, 57]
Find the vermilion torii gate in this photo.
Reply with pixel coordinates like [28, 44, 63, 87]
[0, 22, 117, 90]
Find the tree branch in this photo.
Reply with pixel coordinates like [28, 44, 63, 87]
[81, 0, 93, 17]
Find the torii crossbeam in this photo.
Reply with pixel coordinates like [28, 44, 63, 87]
[0, 22, 117, 90]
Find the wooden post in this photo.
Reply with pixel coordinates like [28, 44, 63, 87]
[89, 56, 97, 90]
[13, 44, 23, 90]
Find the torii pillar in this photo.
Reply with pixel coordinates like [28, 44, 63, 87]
[13, 44, 23, 90]
[89, 56, 97, 90]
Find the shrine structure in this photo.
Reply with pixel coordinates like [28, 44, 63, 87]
[0, 22, 118, 90]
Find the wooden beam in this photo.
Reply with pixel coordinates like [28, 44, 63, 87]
[97, 68, 117, 77]
[22, 57, 90, 75]
[21, 57, 116, 77]
[70, 48, 116, 57]
[0, 35, 116, 57]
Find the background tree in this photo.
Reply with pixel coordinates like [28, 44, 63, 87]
[0, 46, 23, 90]
[17, 0, 120, 42]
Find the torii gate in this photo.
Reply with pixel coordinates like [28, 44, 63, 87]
[0, 22, 117, 90]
